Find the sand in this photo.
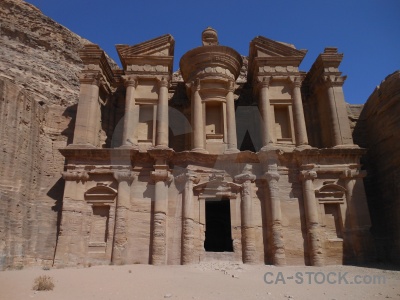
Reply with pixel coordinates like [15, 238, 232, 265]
[1, 262, 399, 300]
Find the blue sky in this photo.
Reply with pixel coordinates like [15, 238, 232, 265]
[26, 0, 399, 104]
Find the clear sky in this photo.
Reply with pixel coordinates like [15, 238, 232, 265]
[26, 0, 399, 104]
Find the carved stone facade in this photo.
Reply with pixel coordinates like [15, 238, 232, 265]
[54, 28, 373, 267]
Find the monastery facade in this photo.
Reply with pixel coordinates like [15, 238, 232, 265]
[54, 28, 372, 267]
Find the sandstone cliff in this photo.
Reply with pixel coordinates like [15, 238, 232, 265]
[0, 0, 92, 270]
[353, 70, 400, 264]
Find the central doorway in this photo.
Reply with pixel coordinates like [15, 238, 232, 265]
[204, 198, 233, 252]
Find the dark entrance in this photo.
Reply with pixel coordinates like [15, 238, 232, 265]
[204, 198, 233, 252]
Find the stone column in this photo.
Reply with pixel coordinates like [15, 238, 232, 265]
[265, 170, 286, 266]
[191, 80, 206, 152]
[179, 173, 200, 265]
[73, 72, 101, 147]
[235, 165, 257, 264]
[151, 168, 171, 265]
[121, 76, 139, 147]
[300, 170, 324, 266]
[324, 77, 342, 146]
[290, 77, 309, 146]
[259, 77, 273, 149]
[342, 169, 369, 263]
[112, 170, 135, 265]
[225, 81, 239, 153]
[156, 77, 169, 148]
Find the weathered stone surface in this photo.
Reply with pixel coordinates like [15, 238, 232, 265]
[353, 70, 400, 264]
[0, 0, 116, 270]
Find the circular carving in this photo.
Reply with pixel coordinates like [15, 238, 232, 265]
[205, 67, 213, 73]
[287, 66, 294, 72]
[276, 66, 284, 72]
[156, 65, 164, 72]
[226, 69, 232, 77]
[144, 64, 151, 72]
[215, 66, 223, 73]
[132, 65, 140, 71]
[263, 66, 271, 72]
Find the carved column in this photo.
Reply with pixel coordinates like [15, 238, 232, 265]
[225, 80, 239, 153]
[300, 170, 324, 266]
[290, 77, 309, 146]
[235, 166, 257, 264]
[121, 76, 139, 147]
[73, 73, 101, 146]
[177, 173, 200, 264]
[259, 77, 273, 149]
[323, 76, 344, 147]
[265, 170, 286, 266]
[156, 77, 169, 148]
[112, 170, 135, 265]
[150, 167, 172, 265]
[341, 169, 368, 263]
[191, 80, 206, 152]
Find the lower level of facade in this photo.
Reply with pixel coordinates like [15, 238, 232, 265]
[54, 146, 373, 267]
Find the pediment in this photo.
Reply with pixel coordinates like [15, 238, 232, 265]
[84, 185, 117, 203]
[194, 179, 241, 199]
[250, 36, 307, 58]
[116, 34, 174, 69]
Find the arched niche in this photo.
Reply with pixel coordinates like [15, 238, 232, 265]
[84, 185, 117, 252]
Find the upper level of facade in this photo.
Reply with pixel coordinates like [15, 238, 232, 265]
[69, 28, 356, 154]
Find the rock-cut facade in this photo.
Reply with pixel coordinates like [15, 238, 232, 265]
[54, 28, 373, 267]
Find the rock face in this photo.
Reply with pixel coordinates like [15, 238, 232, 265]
[0, 0, 91, 270]
[353, 71, 400, 264]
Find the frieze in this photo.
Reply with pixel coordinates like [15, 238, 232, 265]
[126, 64, 168, 73]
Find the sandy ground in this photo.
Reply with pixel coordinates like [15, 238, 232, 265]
[1, 262, 399, 300]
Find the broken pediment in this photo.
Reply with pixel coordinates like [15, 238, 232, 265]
[247, 36, 308, 81]
[249, 36, 307, 59]
[116, 34, 175, 71]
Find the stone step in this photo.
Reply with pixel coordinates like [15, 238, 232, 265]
[202, 252, 240, 262]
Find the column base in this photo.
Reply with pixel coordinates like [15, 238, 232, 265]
[66, 143, 96, 149]
[224, 148, 239, 154]
[260, 144, 280, 152]
[332, 144, 360, 149]
[191, 148, 209, 154]
[294, 144, 313, 151]
[119, 144, 139, 150]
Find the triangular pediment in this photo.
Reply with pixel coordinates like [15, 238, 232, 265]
[116, 34, 174, 57]
[116, 34, 174, 69]
[250, 36, 307, 58]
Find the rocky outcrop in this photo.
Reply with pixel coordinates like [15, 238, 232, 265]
[353, 71, 400, 264]
[0, 0, 95, 270]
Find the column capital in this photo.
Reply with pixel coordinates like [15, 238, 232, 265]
[257, 76, 271, 89]
[121, 75, 138, 88]
[157, 76, 170, 88]
[300, 170, 317, 180]
[227, 80, 235, 92]
[79, 72, 102, 86]
[175, 172, 200, 184]
[288, 76, 303, 88]
[264, 171, 280, 182]
[151, 169, 172, 183]
[62, 170, 89, 182]
[113, 170, 135, 184]
[235, 173, 256, 184]
[321, 75, 346, 87]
